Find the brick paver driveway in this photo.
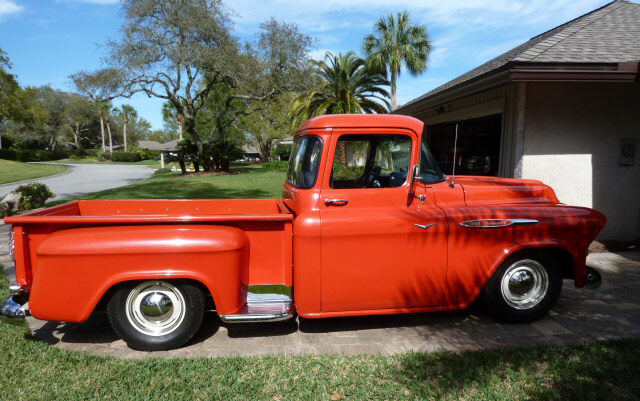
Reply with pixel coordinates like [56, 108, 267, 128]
[1, 223, 639, 358]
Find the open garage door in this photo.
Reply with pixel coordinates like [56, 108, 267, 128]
[426, 114, 502, 176]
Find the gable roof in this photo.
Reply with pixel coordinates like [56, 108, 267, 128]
[137, 140, 179, 151]
[398, 0, 640, 110]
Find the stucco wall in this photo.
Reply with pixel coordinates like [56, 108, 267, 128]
[522, 81, 640, 240]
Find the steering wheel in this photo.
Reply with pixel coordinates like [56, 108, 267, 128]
[362, 165, 382, 188]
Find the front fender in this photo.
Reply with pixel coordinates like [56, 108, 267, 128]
[31, 225, 249, 322]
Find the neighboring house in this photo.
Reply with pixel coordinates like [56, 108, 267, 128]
[136, 140, 179, 152]
[395, 0, 640, 240]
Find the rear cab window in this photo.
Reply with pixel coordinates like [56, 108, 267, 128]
[287, 135, 323, 189]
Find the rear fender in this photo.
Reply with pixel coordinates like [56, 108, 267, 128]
[31, 225, 249, 322]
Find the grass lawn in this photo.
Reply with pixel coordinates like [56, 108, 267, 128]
[50, 165, 288, 205]
[0, 269, 639, 400]
[0, 159, 68, 185]
[11, 164, 640, 399]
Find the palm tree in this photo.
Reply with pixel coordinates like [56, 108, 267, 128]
[363, 11, 432, 110]
[114, 104, 137, 152]
[289, 51, 390, 129]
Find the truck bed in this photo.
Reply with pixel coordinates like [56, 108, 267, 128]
[6, 199, 294, 288]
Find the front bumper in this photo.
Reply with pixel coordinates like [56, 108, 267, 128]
[0, 283, 30, 320]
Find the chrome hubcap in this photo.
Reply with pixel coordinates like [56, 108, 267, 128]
[500, 259, 549, 310]
[126, 281, 185, 336]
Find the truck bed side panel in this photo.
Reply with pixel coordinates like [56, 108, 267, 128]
[31, 225, 249, 321]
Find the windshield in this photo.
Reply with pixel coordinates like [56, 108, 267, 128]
[286, 135, 323, 189]
[420, 135, 445, 183]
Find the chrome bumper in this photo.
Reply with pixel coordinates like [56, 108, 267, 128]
[585, 267, 602, 289]
[0, 283, 30, 320]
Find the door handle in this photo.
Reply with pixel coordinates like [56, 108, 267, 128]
[324, 198, 349, 206]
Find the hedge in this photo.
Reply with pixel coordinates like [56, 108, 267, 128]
[0, 149, 69, 162]
[98, 151, 142, 162]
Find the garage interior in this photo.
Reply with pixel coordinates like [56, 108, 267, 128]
[425, 113, 502, 176]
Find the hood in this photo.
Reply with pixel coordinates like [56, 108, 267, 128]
[455, 176, 560, 206]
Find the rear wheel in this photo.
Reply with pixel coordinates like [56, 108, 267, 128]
[482, 254, 562, 323]
[107, 280, 205, 351]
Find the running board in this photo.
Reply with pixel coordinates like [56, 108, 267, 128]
[219, 292, 295, 323]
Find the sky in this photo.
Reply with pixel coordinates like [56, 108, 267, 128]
[0, 0, 614, 130]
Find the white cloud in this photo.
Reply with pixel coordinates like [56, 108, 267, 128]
[0, 0, 23, 18]
[59, 0, 120, 4]
[228, 0, 606, 29]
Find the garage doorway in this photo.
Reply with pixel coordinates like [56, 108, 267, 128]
[425, 114, 502, 176]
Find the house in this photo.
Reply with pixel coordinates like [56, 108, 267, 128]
[395, 0, 640, 240]
[136, 140, 179, 152]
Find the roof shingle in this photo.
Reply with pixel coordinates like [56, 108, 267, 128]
[399, 0, 640, 109]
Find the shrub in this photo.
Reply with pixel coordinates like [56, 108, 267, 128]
[98, 151, 142, 162]
[0, 183, 54, 217]
[15, 183, 55, 210]
[261, 161, 289, 170]
[131, 147, 161, 160]
[0, 149, 18, 161]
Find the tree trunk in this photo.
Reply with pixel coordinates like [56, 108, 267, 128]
[193, 160, 200, 172]
[178, 159, 187, 174]
[123, 120, 128, 152]
[178, 114, 184, 140]
[99, 111, 106, 152]
[73, 124, 79, 148]
[221, 157, 230, 172]
[391, 70, 398, 111]
[106, 119, 113, 154]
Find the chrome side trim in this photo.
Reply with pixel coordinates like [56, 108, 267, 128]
[220, 311, 294, 323]
[460, 218, 539, 228]
[510, 219, 540, 226]
[413, 223, 438, 229]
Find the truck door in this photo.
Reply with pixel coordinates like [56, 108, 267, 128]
[318, 130, 448, 313]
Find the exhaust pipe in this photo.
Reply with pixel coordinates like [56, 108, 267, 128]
[585, 267, 602, 290]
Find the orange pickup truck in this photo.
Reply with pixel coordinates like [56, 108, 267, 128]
[1, 114, 605, 350]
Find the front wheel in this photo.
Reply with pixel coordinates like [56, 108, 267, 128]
[107, 280, 205, 351]
[482, 254, 562, 323]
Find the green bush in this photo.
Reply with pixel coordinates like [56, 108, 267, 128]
[98, 151, 142, 162]
[0, 182, 55, 217]
[131, 147, 161, 160]
[0, 149, 17, 161]
[15, 183, 54, 210]
[261, 160, 289, 170]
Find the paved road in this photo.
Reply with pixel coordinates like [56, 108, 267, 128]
[1, 223, 639, 358]
[0, 163, 154, 201]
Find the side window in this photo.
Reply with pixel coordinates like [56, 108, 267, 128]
[331, 135, 412, 189]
